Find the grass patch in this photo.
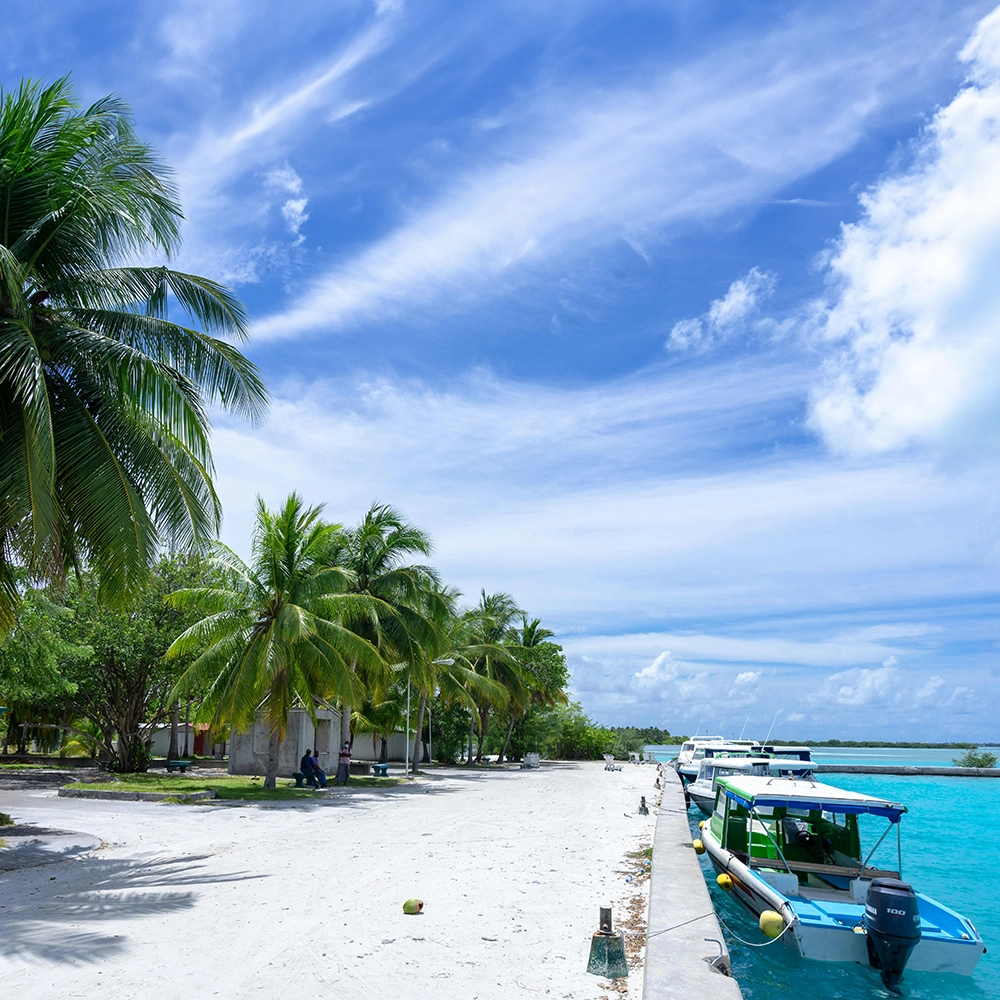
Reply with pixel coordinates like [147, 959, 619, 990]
[0, 838, 6, 848]
[0, 812, 13, 827]
[63, 772, 405, 802]
[0, 763, 51, 770]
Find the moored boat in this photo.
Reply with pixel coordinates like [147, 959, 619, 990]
[675, 738, 757, 783]
[688, 756, 813, 816]
[699, 774, 986, 985]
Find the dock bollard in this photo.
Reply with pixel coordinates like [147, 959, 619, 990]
[638, 796, 649, 815]
[587, 906, 628, 979]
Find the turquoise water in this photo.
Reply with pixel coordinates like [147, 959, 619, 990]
[688, 773, 1000, 999]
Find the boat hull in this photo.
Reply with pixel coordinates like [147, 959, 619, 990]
[701, 829, 984, 976]
[687, 785, 715, 815]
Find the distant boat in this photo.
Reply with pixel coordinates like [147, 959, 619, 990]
[699, 774, 986, 985]
[687, 756, 813, 815]
[674, 738, 757, 783]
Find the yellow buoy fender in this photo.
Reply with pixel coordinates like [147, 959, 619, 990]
[759, 910, 784, 939]
[698, 819, 706, 830]
[716, 873, 734, 892]
[691, 839, 705, 855]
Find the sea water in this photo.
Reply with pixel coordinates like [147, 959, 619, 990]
[687, 772, 1000, 999]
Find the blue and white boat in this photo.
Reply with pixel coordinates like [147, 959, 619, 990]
[687, 756, 813, 816]
[699, 774, 986, 985]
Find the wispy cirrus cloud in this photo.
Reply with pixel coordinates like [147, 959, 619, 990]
[253, 8, 978, 340]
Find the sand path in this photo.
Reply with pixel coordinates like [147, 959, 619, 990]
[0, 761, 659, 999]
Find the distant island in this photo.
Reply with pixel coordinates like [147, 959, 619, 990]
[625, 730, 980, 750]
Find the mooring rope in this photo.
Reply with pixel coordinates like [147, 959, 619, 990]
[646, 911, 715, 939]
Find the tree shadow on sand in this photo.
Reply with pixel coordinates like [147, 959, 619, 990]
[0, 851, 268, 964]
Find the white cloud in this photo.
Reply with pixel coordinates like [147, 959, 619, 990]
[812, 665, 954, 711]
[667, 268, 776, 351]
[810, 5, 1000, 455]
[281, 198, 310, 236]
[253, 12, 962, 340]
[734, 670, 761, 686]
[265, 164, 304, 195]
[633, 651, 678, 687]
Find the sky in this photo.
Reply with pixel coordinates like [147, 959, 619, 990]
[3, 0, 1000, 740]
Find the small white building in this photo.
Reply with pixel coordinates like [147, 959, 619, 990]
[227, 707, 429, 776]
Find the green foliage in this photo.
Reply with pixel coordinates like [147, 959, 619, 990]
[606, 726, 678, 754]
[0, 811, 13, 826]
[0, 589, 88, 752]
[549, 702, 617, 760]
[0, 76, 267, 632]
[428, 701, 475, 763]
[60, 554, 214, 770]
[953, 749, 998, 768]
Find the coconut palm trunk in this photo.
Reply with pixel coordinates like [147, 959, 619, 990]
[497, 714, 516, 764]
[410, 691, 427, 772]
[264, 728, 281, 790]
[466, 714, 476, 765]
[167, 701, 180, 760]
[475, 705, 490, 763]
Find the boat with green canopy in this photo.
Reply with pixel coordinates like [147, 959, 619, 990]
[699, 774, 986, 986]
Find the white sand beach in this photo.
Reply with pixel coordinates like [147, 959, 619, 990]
[1, 762, 659, 999]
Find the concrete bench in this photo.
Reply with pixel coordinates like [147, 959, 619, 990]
[165, 760, 192, 773]
[291, 771, 328, 788]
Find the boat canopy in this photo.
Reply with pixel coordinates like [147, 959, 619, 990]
[716, 776, 906, 822]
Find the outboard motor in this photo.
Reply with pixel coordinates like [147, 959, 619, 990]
[865, 878, 921, 988]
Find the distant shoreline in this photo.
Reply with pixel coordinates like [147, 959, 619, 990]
[643, 739, 981, 749]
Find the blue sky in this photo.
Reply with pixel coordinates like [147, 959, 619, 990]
[4, 1, 1000, 740]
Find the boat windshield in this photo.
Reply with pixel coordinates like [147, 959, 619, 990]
[713, 780, 905, 882]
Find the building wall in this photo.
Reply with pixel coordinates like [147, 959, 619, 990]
[228, 708, 340, 776]
[228, 708, 428, 774]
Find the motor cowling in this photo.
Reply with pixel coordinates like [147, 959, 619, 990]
[864, 877, 921, 988]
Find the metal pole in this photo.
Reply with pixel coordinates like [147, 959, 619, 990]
[428, 706, 432, 766]
[405, 677, 411, 778]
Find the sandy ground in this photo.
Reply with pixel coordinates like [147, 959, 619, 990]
[0, 761, 659, 1000]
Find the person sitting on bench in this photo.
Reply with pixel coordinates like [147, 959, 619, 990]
[310, 750, 328, 789]
[300, 749, 326, 788]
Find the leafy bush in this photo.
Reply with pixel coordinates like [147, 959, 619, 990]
[550, 703, 617, 760]
[953, 749, 998, 768]
[0, 812, 13, 826]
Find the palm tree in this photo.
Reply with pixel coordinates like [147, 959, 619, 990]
[165, 494, 386, 789]
[330, 503, 443, 749]
[496, 616, 568, 763]
[456, 591, 527, 765]
[401, 586, 504, 771]
[0, 78, 267, 632]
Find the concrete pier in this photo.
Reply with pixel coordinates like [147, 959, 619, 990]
[643, 768, 742, 1000]
[815, 764, 1000, 777]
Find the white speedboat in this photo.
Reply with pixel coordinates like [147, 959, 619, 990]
[699, 774, 986, 985]
[675, 738, 756, 783]
[687, 756, 812, 815]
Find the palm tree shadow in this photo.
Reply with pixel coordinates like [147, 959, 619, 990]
[0, 851, 268, 964]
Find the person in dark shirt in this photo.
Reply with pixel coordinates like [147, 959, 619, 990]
[300, 749, 324, 789]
